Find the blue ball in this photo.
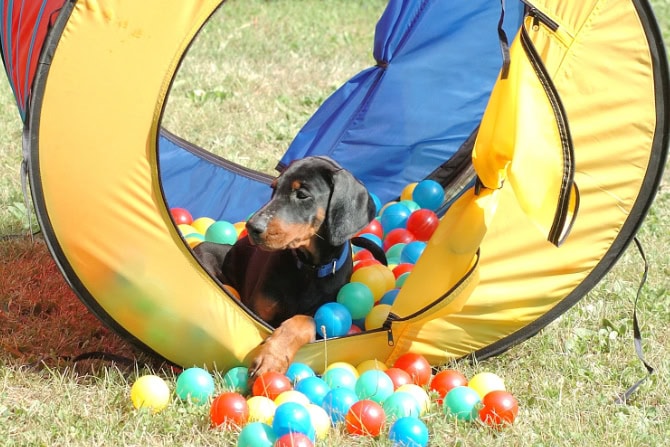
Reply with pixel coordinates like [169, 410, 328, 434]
[412, 180, 445, 211]
[380, 203, 412, 232]
[389, 416, 429, 447]
[175, 367, 215, 405]
[358, 232, 383, 248]
[370, 192, 382, 215]
[379, 288, 400, 306]
[286, 363, 315, 385]
[295, 376, 331, 406]
[321, 388, 359, 423]
[400, 241, 427, 265]
[323, 367, 357, 391]
[398, 199, 421, 213]
[314, 302, 352, 338]
[272, 402, 315, 440]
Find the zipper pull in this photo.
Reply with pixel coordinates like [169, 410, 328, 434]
[383, 313, 399, 346]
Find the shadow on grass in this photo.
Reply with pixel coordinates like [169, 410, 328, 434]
[0, 235, 171, 376]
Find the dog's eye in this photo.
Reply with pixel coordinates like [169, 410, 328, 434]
[295, 189, 310, 200]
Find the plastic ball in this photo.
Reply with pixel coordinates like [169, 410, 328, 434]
[347, 324, 363, 335]
[388, 416, 429, 447]
[385, 243, 407, 265]
[175, 367, 215, 405]
[223, 366, 250, 394]
[272, 402, 315, 440]
[351, 264, 396, 302]
[406, 209, 439, 241]
[252, 371, 293, 401]
[336, 282, 375, 320]
[306, 403, 331, 440]
[205, 220, 238, 244]
[395, 384, 430, 415]
[274, 432, 314, 447]
[380, 203, 412, 233]
[478, 390, 519, 427]
[294, 376, 330, 407]
[398, 199, 421, 213]
[393, 353, 432, 387]
[383, 228, 416, 251]
[185, 233, 205, 248]
[392, 263, 414, 278]
[285, 363, 315, 385]
[275, 390, 311, 408]
[210, 392, 249, 428]
[430, 369, 468, 404]
[223, 284, 241, 301]
[395, 272, 411, 288]
[238, 422, 277, 447]
[321, 388, 359, 424]
[356, 359, 388, 375]
[170, 207, 193, 225]
[412, 179, 445, 211]
[400, 241, 427, 265]
[443, 386, 481, 421]
[178, 223, 198, 237]
[353, 249, 375, 263]
[382, 391, 422, 421]
[364, 304, 392, 330]
[379, 288, 400, 306]
[314, 302, 352, 339]
[369, 192, 382, 215]
[385, 368, 413, 390]
[468, 372, 506, 399]
[353, 258, 381, 273]
[357, 232, 383, 248]
[322, 367, 357, 391]
[345, 399, 386, 437]
[355, 370, 395, 404]
[356, 218, 384, 240]
[191, 216, 215, 234]
[400, 182, 417, 201]
[130, 375, 170, 413]
[247, 395, 277, 425]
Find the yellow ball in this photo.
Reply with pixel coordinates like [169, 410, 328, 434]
[396, 383, 431, 415]
[325, 361, 360, 378]
[351, 264, 396, 302]
[468, 372, 505, 399]
[185, 234, 205, 248]
[130, 375, 170, 413]
[365, 304, 392, 330]
[191, 217, 216, 235]
[356, 359, 388, 375]
[400, 182, 418, 201]
[177, 224, 198, 237]
[247, 395, 277, 425]
[233, 221, 247, 236]
[274, 390, 310, 407]
[307, 403, 331, 440]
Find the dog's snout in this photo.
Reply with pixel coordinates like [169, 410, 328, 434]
[245, 217, 266, 243]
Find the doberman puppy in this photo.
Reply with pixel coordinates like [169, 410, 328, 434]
[193, 156, 376, 380]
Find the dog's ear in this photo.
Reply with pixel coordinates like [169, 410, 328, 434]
[324, 169, 376, 246]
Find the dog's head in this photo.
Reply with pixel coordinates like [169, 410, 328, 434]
[246, 156, 376, 250]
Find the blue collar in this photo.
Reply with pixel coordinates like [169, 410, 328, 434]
[295, 241, 351, 278]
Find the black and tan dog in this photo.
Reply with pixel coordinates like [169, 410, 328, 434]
[194, 156, 376, 380]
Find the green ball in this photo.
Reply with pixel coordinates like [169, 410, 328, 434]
[355, 370, 395, 404]
[336, 282, 375, 320]
[223, 366, 250, 395]
[205, 220, 238, 244]
[175, 367, 215, 405]
[238, 422, 277, 447]
[383, 391, 421, 420]
[443, 386, 481, 421]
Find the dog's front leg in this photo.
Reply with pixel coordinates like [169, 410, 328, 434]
[248, 315, 316, 380]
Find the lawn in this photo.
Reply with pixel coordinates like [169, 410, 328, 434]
[1, 1, 669, 446]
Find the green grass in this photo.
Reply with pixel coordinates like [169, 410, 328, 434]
[1, 0, 669, 445]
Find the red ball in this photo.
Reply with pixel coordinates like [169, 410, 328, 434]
[383, 228, 416, 251]
[393, 353, 432, 386]
[384, 367, 413, 390]
[170, 207, 193, 225]
[345, 399, 386, 437]
[252, 371, 292, 400]
[353, 258, 380, 273]
[392, 263, 414, 279]
[406, 209, 439, 241]
[479, 390, 519, 427]
[430, 369, 468, 404]
[354, 249, 375, 263]
[209, 392, 249, 428]
[356, 219, 384, 240]
[347, 324, 363, 335]
[274, 432, 314, 447]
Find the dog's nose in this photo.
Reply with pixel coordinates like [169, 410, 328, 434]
[245, 218, 265, 244]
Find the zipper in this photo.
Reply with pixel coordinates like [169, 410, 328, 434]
[383, 313, 399, 346]
[521, 0, 559, 31]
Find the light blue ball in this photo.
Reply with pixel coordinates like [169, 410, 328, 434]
[314, 302, 352, 338]
[389, 416, 429, 447]
[175, 367, 215, 405]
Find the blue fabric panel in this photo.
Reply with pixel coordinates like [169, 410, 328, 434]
[281, 0, 524, 203]
[158, 132, 272, 223]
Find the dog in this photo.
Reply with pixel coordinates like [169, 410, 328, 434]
[193, 156, 376, 380]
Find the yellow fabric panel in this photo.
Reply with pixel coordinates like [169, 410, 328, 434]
[37, 0, 268, 370]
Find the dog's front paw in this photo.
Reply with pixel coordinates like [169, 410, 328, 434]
[248, 340, 291, 384]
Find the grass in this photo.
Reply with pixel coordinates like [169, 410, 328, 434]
[1, 0, 669, 445]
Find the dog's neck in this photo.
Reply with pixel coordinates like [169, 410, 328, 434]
[293, 236, 350, 277]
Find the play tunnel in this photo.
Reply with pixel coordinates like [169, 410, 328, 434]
[1, 0, 668, 372]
